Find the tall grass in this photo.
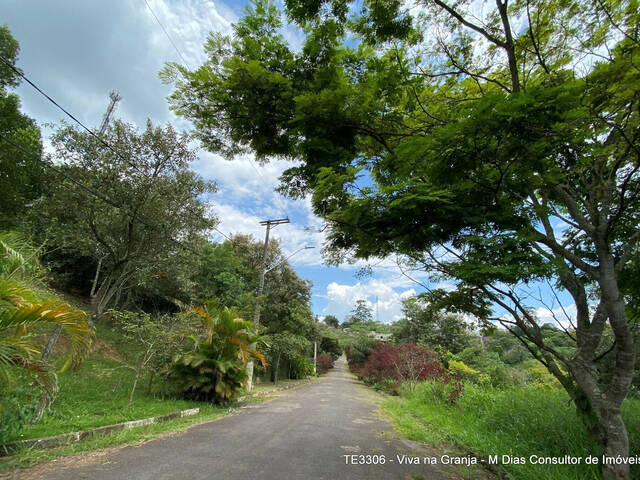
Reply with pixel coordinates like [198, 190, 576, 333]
[383, 382, 640, 480]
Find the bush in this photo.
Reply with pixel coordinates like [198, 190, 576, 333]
[290, 357, 315, 379]
[448, 360, 480, 383]
[0, 384, 39, 443]
[316, 354, 334, 374]
[319, 335, 342, 360]
[345, 335, 377, 369]
[360, 342, 441, 385]
[169, 304, 265, 404]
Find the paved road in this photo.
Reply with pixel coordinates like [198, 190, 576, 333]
[34, 358, 458, 480]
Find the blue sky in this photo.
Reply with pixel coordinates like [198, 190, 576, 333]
[3, 0, 424, 322]
[3, 0, 577, 327]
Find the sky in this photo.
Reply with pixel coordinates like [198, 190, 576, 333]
[3, 0, 577, 327]
[2, 0, 424, 323]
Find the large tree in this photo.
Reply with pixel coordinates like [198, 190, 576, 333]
[165, 1, 640, 477]
[43, 120, 216, 320]
[394, 297, 472, 354]
[0, 24, 45, 229]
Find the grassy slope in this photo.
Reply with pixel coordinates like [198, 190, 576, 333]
[382, 382, 640, 480]
[6, 323, 208, 442]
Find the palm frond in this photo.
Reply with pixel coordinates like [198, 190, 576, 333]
[0, 299, 93, 372]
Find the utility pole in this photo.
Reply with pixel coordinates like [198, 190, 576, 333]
[376, 295, 379, 322]
[313, 315, 319, 375]
[246, 217, 290, 391]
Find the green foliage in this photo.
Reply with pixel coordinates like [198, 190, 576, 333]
[0, 233, 93, 421]
[447, 360, 479, 383]
[0, 25, 45, 230]
[40, 120, 216, 319]
[393, 296, 472, 354]
[169, 304, 265, 403]
[290, 356, 314, 379]
[385, 383, 640, 480]
[323, 314, 339, 328]
[191, 241, 252, 308]
[319, 334, 342, 360]
[0, 382, 39, 443]
[344, 335, 377, 368]
[342, 299, 373, 327]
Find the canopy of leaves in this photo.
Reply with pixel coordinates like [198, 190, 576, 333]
[0, 25, 45, 229]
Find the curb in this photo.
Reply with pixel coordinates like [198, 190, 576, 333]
[0, 408, 200, 456]
[241, 377, 318, 400]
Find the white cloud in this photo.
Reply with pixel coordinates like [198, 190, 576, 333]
[323, 279, 416, 323]
[210, 202, 326, 267]
[534, 304, 577, 330]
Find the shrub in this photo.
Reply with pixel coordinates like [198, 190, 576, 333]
[290, 356, 314, 379]
[169, 304, 265, 404]
[360, 342, 441, 385]
[345, 335, 377, 369]
[320, 335, 342, 360]
[316, 354, 334, 374]
[357, 342, 464, 402]
[448, 360, 480, 383]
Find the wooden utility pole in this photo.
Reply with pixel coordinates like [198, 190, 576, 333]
[313, 315, 318, 375]
[246, 217, 290, 391]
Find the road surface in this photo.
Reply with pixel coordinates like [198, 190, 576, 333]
[26, 358, 483, 480]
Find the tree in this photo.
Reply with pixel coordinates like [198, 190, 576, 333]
[165, 1, 640, 477]
[393, 297, 472, 354]
[110, 310, 192, 407]
[323, 314, 339, 328]
[191, 241, 252, 307]
[264, 332, 310, 382]
[343, 299, 373, 327]
[43, 120, 216, 321]
[0, 25, 45, 229]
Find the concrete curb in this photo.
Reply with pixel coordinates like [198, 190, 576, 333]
[0, 408, 200, 456]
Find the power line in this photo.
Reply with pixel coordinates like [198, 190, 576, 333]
[144, 0, 285, 218]
[143, 0, 190, 67]
[0, 55, 149, 179]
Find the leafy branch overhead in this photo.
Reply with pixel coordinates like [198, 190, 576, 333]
[165, 1, 640, 478]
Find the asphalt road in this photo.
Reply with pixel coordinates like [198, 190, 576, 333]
[34, 358, 460, 480]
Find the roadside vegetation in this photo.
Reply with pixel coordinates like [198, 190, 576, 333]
[0, 24, 337, 466]
[340, 299, 640, 480]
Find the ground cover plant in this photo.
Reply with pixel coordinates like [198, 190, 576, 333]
[383, 382, 640, 480]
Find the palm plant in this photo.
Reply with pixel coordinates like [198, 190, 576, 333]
[170, 302, 266, 403]
[0, 232, 93, 417]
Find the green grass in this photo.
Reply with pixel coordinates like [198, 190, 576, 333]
[7, 357, 205, 442]
[0, 405, 228, 471]
[382, 382, 640, 480]
[4, 323, 209, 442]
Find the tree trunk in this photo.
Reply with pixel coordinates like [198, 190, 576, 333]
[601, 410, 631, 480]
[127, 368, 141, 410]
[274, 351, 281, 384]
[147, 371, 155, 396]
[33, 324, 64, 423]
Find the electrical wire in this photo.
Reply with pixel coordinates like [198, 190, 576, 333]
[143, 0, 190, 67]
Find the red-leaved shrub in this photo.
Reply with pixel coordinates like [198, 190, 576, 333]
[316, 354, 334, 374]
[358, 342, 463, 402]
